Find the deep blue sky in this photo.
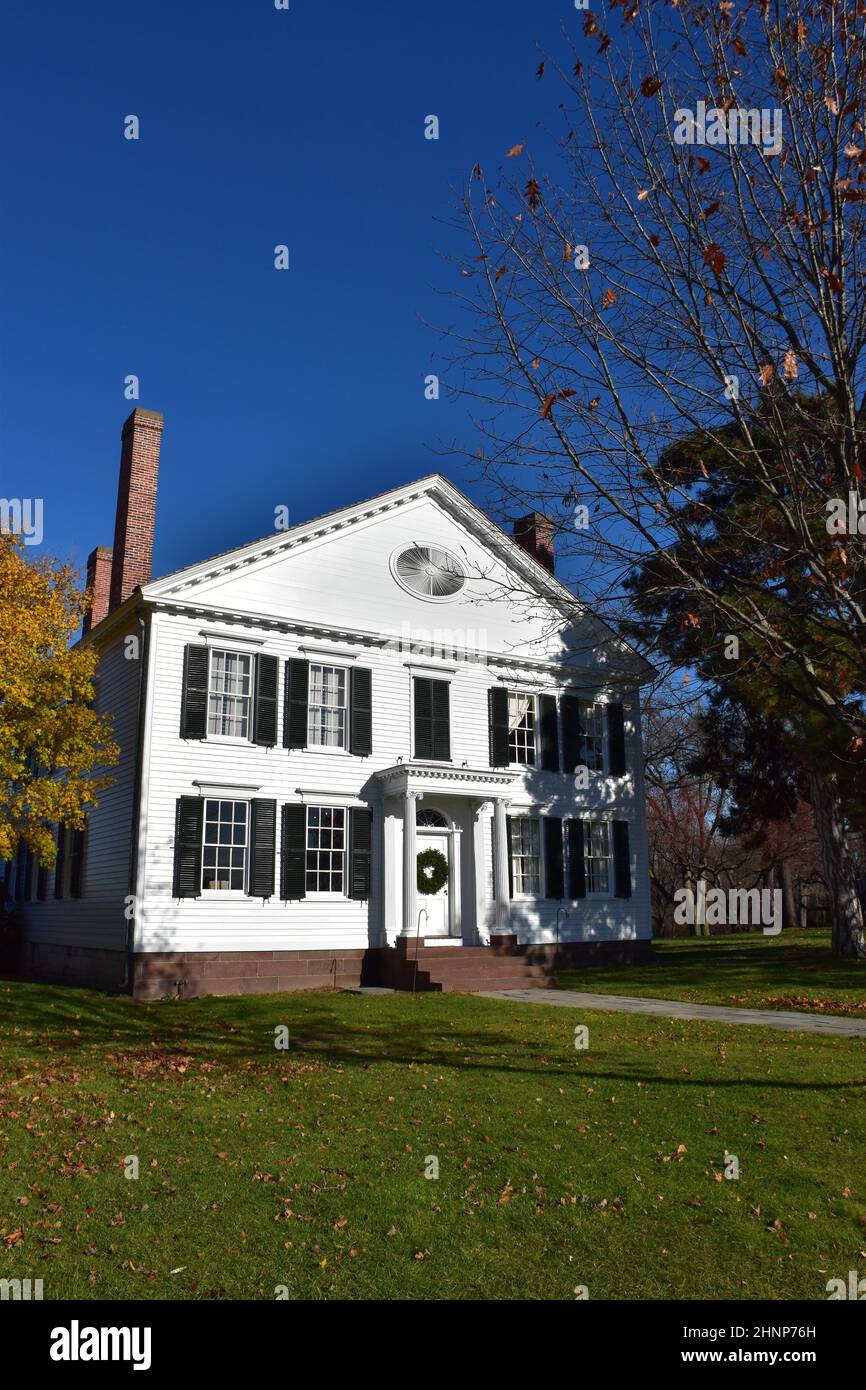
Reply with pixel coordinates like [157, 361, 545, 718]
[2, 0, 579, 584]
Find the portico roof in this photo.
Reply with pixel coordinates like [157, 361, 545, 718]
[376, 761, 517, 799]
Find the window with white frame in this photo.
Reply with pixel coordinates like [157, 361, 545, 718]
[584, 820, 611, 894]
[207, 650, 253, 738]
[305, 806, 346, 893]
[307, 665, 347, 748]
[507, 692, 536, 765]
[202, 799, 248, 891]
[582, 702, 606, 773]
[510, 817, 541, 894]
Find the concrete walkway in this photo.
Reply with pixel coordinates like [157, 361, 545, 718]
[474, 988, 866, 1038]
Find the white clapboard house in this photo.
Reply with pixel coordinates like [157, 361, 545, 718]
[13, 409, 655, 997]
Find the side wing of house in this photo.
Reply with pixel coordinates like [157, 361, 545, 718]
[14, 617, 142, 989]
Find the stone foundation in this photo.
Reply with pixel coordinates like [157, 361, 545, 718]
[131, 949, 374, 1000]
[19, 942, 128, 991]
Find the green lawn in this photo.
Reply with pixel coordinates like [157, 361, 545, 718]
[1, 977, 865, 1300]
[556, 928, 866, 1017]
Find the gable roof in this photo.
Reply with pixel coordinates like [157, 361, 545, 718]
[98, 473, 653, 681]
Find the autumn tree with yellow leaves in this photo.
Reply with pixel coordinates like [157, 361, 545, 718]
[0, 534, 118, 870]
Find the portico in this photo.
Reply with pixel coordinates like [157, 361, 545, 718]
[376, 761, 518, 946]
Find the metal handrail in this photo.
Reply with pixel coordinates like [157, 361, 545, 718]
[412, 908, 428, 995]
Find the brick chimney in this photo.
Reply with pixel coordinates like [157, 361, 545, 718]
[513, 512, 555, 574]
[108, 408, 164, 611]
[82, 546, 113, 635]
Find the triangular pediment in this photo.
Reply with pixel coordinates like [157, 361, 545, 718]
[142, 476, 651, 681]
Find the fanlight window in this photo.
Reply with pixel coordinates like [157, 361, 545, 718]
[394, 545, 465, 599]
[417, 808, 447, 828]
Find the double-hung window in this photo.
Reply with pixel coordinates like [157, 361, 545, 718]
[207, 650, 253, 738]
[507, 692, 536, 766]
[305, 806, 346, 893]
[582, 702, 606, 773]
[307, 665, 347, 748]
[510, 817, 541, 894]
[584, 820, 612, 895]
[202, 799, 249, 891]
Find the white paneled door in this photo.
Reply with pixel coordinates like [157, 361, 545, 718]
[416, 832, 450, 935]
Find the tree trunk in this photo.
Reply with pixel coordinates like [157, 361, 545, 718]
[808, 772, 866, 958]
[780, 860, 798, 933]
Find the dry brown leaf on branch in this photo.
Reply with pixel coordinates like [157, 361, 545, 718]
[602, 287, 617, 308]
[696, 156, 711, 173]
[506, 144, 524, 158]
[758, 363, 775, 386]
[703, 243, 726, 274]
[525, 178, 541, 209]
[782, 349, 798, 381]
[641, 77, 662, 97]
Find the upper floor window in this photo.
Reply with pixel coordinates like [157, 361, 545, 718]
[306, 806, 346, 893]
[308, 665, 347, 748]
[510, 817, 540, 894]
[208, 650, 253, 739]
[202, 799, 248, 891]
[507, 692, 536, 766]
[582, 702, 606, 773]
[584, 820, 611, 895]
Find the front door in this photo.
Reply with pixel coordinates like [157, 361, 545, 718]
[416, 831, 450, 935]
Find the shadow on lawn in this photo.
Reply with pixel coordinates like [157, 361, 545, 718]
[558, 930, 866, 1002]
[1, 975, 865, 1095]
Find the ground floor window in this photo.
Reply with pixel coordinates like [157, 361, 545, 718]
[202, 799, 248, 891]
[510, 816, 540, 894]
[584, 820, 611, 895]
[305, 806, 346, 893]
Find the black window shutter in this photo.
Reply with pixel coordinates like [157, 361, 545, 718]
[280, 803, 307, 899]
[505, 814, 514, 896]
[180, 645, 209, 739]
[414, 678, 433, 758]
[568, 819, 586, 898]
[69, 830, 85, 899]
[432, 680, 450, 760]
[349, 807, 372, 899]
[37, 860, 49, 901]
[488, 687, 510, 766]
[248, 799, 276, 897]
[607, 703, 627, 776]
[283, 659, 309, 749]
[172, 797, 203, 898]
[561, 696, 584, 774]
[53, 824, 66, 900]
[350, 667, 373, 756]
[540, 694, 559, 770]
[612, 820, 632, 898]
[544, 818, 564, 898]
[24, 845, 35, 901]
[253, 655, 279, 746]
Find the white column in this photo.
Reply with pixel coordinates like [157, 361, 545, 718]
[493, 797, 512, 935]
[473, 801, 492, 944]
[382, 799, 399, 946]
[449, 827, 462, 939]
[402, 790, 422, 937]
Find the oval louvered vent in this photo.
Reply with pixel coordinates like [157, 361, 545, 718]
[393, 545, 465, 599]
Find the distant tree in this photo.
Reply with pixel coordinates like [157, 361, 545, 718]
[0, 534, 118, 868]
[443, 0, 866, 953]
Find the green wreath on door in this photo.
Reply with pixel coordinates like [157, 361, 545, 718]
[417, 846, 448, 895]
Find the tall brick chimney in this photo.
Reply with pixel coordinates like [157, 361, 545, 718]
[513, 512, 555, 574]
[108, 408, 164, 612]
[82, 546, 113, 635]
